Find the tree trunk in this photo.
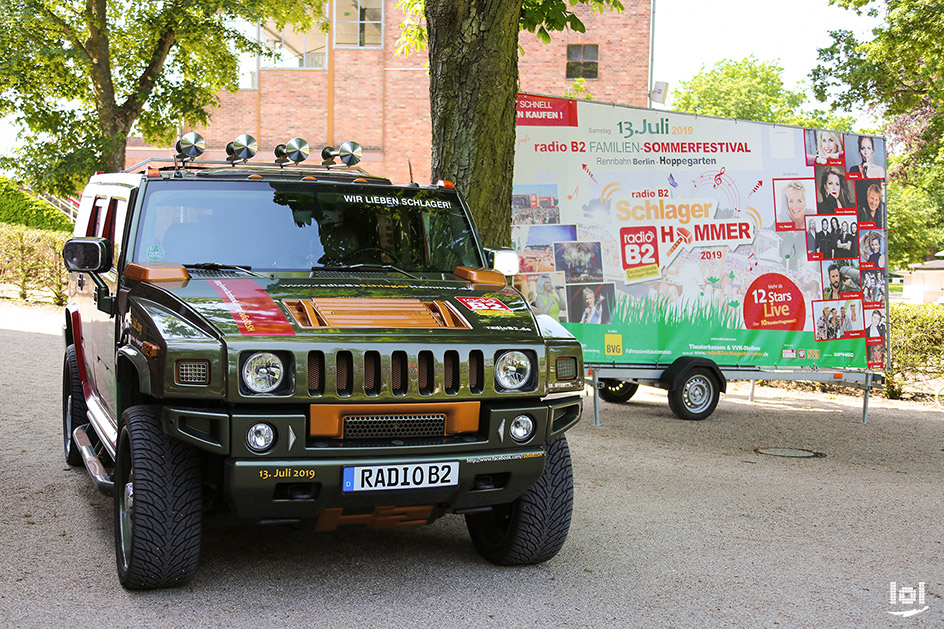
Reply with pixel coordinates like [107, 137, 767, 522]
[100, 127, 129, 173]
[425, 0, 523, 249]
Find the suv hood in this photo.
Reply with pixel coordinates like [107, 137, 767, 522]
[141, 274, 541, 341]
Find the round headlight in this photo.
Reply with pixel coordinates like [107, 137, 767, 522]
[242, 352, 284, 393]
[495, 350, 532, 390]
[510, 414, 535, 442]
[246, 422, 275, 452]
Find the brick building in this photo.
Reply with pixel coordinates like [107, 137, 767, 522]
[126, 1, 652, 184]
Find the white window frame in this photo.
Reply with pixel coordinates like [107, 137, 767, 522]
[333, 0, 384, 49]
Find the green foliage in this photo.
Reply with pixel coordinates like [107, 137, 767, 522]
[0, 177, 72, 231]
[0, 222, 69, 304]
[886, 174, 944, 270]
[886, 302, 944, 398]
[394, 0, 624, 54]
[672, 56, 854, 130]
[813, 1, 944, 173]
[0, 0, 326, 195]
[563, 78, 593, 101]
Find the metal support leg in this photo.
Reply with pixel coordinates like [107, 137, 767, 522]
[862, 371, 872, 424]
[592, 369, 601, 426]
[749, 380, 756, 402]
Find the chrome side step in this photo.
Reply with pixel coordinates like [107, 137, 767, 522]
[73, 425, 114, 496]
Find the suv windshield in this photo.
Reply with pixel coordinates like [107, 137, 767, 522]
[132, 180, 483, 273]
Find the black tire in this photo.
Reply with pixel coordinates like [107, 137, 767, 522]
[598, 379, 639, 404]
[114, 405, 202, 589]
[667, 367, 719, 421]
[62, 345, 88, 466]
[466, 435, 573, 565]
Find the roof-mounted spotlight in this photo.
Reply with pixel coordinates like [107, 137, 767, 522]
[274, 137, 310, 166]
[175, 132, 205, 160]
[321, 141, 362, 167]
[225, 134, 258, 164]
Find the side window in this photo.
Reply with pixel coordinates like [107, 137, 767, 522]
[86, 197, 108, 237]
[110, 198, 129, 267]
[87, 196, 128, 269]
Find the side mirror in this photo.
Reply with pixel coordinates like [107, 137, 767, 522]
[63, 237, 116, 315]
[63, 237, 112, 273]
[488, 248, 520, 276]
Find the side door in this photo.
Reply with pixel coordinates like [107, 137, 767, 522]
[73, 194, 109, 398]
[84, 193, 130, 419]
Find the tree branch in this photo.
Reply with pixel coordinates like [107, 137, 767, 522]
[35, 1, 91, 60]
[117, 26, 176, 127]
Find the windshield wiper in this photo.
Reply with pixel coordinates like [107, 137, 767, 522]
[184, 263, 264, 278]
[310, 264, 419, 280]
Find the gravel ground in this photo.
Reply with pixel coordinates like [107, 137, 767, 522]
[1, 299, 942, 627]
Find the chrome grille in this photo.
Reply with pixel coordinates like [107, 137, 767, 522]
[469, 350, 483, 393]
[307, 349, 494, 397]
[418, 351, 433, 395]
[308, 351, 324, 394]
[444, 350, 459, 394]
[337, 351, 353, 395]
[365, 351, 380, 396]
[392, 351, 407, 395]
[344, 414, 446, 439]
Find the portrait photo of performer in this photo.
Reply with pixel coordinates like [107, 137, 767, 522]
[846, 135, 887, 179]
[816, 166, 854, 213]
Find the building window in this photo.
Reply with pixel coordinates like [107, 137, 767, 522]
[262, 22, 328, 69]
[335, 0, 383, 48]
[566, 44, 598, 79]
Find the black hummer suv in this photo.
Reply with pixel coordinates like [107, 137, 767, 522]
[61, 134, 584, 589]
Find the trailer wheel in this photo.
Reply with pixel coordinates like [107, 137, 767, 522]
[599, 379, 639, 404]
[667, 368, 719, 420]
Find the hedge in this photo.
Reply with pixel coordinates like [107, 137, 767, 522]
[0, 222, 69, 305]
[0, 177, 72, 232]
[887, 302, 944, 398]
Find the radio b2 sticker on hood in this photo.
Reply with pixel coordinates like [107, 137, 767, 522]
[456, 296, 513, 314]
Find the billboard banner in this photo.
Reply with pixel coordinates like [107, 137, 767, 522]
[512, 94, 889, 370]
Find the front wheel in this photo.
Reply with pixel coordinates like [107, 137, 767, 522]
[466, 435, 573, 565]
[599, 379, 639, 404]
[114, 405, 202, 589]
[62, 345, 87, 466]
[667, 367, 720, 421]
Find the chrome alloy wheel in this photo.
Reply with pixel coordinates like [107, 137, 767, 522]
[118, 472, 134, 570]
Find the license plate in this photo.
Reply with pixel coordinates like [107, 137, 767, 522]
[342, 461, 459, 492]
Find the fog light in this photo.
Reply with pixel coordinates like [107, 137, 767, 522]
[247, 423, 275, 452]
[510, 415, 535, 443]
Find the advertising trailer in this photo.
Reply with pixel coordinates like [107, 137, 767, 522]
[513, 94, 888, 421]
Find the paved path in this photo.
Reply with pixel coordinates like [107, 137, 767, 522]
[0, 300, 941, 627]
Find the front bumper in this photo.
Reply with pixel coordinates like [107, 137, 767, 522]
[224, 447, 546, 521]
[161, 395, 582, 520]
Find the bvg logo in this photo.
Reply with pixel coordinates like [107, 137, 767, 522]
[604, 334, 622, 356]
[888, 581, 929, 617]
